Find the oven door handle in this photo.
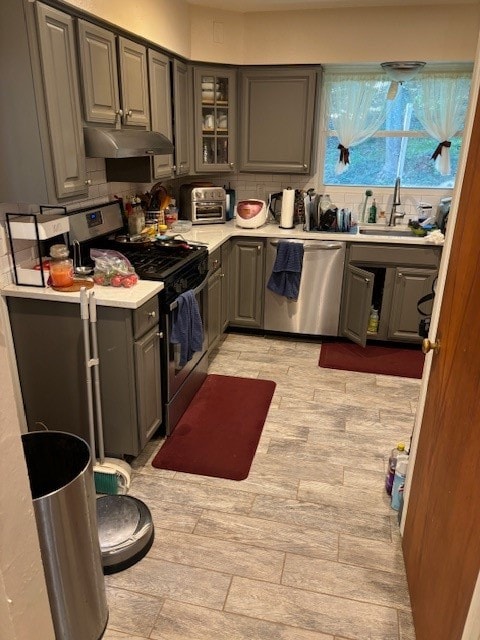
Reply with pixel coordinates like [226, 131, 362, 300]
[169, 270, 212, 311]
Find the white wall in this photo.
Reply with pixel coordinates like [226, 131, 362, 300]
[62, 0, 192, 58]
[190, 4, 480, 65]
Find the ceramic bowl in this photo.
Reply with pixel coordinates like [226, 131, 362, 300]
[202, 90, 222, 101]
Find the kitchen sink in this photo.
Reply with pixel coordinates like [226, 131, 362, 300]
[359, 227, 414, 237]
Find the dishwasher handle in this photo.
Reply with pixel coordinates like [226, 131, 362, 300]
[268, 240, 343, 251]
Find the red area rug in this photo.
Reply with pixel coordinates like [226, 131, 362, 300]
[319, 341, 424, 379]
[151, 374, 276, 480]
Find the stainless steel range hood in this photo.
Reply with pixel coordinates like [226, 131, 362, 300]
[84, 127, 174, 158]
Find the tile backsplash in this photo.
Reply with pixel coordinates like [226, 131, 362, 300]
[0, 156, 452, 287]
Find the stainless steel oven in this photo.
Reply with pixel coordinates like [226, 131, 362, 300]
[161, 268, 209, 435]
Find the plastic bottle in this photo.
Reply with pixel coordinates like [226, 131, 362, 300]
[385, 442, 405, 495]
[391, 453, 409, 511]
[368, 199, 377, 223]
[367, 307, 379, 333]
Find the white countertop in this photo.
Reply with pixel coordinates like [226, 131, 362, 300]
[174, 220, 443, 253]
[1, 220, 441, 308]
[1, 279, 164, 308]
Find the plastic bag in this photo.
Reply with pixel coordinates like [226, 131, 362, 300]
[90, 249, 139, 288]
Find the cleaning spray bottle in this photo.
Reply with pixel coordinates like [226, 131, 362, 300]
[368, 198, 377, 223]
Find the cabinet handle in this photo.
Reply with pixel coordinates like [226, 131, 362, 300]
[125, 109, 133, 117]
[84, 179, 92, 186]
[229, 162, 234, 169]
[303, 164, 308, 169]
[257, 245, 262, 252]
[148, 311, 156, 319]
[156, 331, 164, 338]
[220, 272, 225, 278]
[115, 109, 123, 116]
[398, 272, 403, 278]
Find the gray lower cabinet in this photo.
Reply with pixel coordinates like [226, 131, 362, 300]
[229, 238, 265, 328]
[341, 244, 441, 345]
[7, 296, 162, 458]
[238, 67, 319, 174]
[207, 245, 230, 350]
[221, 241, 231, 331]
[207, 258, 223, 350]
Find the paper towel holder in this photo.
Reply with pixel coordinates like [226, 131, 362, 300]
[279, 187, 295, 229]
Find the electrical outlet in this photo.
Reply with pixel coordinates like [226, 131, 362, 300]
[0, 225, 8, 256]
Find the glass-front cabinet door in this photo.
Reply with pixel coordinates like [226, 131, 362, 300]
[193, 67, 236, 173]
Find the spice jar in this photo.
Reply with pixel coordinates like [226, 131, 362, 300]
[49, 244, 74, 287]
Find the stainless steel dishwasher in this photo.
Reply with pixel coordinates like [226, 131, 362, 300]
[264, 239, 346, 335]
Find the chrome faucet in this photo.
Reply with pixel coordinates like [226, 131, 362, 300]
[388, 177, 405, 226]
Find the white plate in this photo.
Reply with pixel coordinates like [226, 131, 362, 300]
[201, 82, 219, 90]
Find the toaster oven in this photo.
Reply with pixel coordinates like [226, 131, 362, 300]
[179, 185, 226, 225]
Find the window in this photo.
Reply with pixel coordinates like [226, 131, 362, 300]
[322, 69, 472, 189]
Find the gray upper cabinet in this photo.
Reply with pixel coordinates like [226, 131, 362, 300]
[193, 67, 236, 173]
[35, 3, 88, 200]
[118, 36, 150, 127]
[172, 60, 192, 176]
[238, 67, 319, 174]
[148, 49, 174, 179]
[77, 23, 149, 128]
[77, 20, 120, 125]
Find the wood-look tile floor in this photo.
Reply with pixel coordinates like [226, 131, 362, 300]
[103, 332, 418, 640]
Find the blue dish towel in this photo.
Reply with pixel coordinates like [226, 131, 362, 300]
[267, 241, 304, 301]
[170, 290, 204, 367]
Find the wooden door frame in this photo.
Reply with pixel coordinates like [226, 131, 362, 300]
[400, 39, 480, 639]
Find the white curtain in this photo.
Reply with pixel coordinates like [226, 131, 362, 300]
[325, 73, 389, 174]
[407, 72, 471, 175]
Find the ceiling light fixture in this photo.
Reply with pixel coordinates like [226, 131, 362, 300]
[381, 61, 426, 99]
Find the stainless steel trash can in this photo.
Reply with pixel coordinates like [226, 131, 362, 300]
[22, 431, 108, 640]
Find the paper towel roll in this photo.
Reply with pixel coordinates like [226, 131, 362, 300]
[280, 188, 295, 228]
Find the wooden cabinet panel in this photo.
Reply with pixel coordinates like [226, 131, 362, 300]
[342, 244, 441, 345]
[134, 327, 162, 449]
[35, 3, 87, 199]
[118, 37, 150, 127]
[172, 60, 192, 176]
[148, 49, 174, 179]
[193, 66, 236, 173]
[77, 20, 120, 125]
[388, 267, 437, 341]
[238, 67, 318, 174]
[230, 239, 265, 328]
